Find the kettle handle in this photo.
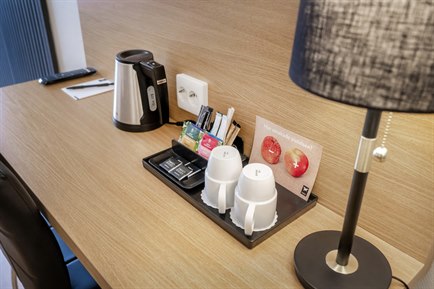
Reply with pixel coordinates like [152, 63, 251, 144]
[133, 61, 165, 126]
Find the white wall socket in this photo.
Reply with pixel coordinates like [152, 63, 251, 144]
[176, 73, 208, 115]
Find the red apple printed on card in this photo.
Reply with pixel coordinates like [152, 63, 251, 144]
[261, 136, 282, 164]
[284, 148, 309, 177]
[250, 116, 322, 201]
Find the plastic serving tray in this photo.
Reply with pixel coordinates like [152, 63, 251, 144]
[142, 140, 317, 248]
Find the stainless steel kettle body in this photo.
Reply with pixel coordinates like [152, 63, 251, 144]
[113, 49, 169, 132]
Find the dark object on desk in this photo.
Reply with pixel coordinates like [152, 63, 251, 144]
[38, 67, 97, 85]
[66, 82, 114, 90]
[289, 1, 433, 288]
[142, 140, 317, 248]
[0, 159, 99, 289]
[148, 140, 208, 190]
[113, 49, 169, 132]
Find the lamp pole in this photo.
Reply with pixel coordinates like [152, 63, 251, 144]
[336, 109, 382, 265]
[294, 109, 391, 289]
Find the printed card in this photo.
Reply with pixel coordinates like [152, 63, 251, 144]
[249, 116, 323, 201]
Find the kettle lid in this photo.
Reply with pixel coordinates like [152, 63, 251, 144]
[116, 49, 154, 64]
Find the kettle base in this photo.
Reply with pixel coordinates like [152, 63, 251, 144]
[113, 118, 163, 132]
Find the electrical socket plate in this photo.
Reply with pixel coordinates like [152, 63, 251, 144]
[176, 73, 208, 115]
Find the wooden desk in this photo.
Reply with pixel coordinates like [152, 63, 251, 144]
[0, 80, 423, 288]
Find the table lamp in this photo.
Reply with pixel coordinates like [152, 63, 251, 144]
[289, 1, 434, 288]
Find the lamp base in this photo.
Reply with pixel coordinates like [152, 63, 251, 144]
[294, 230, 391, 289]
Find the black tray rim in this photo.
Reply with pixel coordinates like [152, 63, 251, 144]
[142, 143, 318, 249]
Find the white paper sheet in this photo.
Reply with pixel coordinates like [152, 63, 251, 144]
[62, 78, 114, 100]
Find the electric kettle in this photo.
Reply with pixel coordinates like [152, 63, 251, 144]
[113, 49, 169, 132]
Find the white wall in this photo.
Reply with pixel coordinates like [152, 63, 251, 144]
[46, 0, 87, 72]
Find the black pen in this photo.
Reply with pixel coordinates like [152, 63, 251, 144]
[66, 82, 114, 89]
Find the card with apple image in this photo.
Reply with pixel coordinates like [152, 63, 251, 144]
[249, 116, 323, 201]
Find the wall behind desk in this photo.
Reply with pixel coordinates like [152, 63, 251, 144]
[77, 0, 433, 265]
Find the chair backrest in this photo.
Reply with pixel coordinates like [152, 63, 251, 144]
[0, 160, 71, 289]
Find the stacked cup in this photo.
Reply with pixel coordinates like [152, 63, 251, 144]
[230, 163, 278, 236]
[201, 147, 278, 236]
[201, 146, 243, 214]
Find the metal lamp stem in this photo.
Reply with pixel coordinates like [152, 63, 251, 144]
[336, 109, 382, 266]
[293, 108, 391, 288]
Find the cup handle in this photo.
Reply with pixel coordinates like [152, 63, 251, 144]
[244, 203, 255, 236]
[217, 183, 227, 214]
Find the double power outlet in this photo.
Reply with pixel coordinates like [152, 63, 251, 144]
[176, 74, 208, 115]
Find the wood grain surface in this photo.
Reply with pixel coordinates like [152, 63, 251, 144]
[76, 0, 433, 264]
[0, 0, 432, 288]
[0, 68, 425, 289]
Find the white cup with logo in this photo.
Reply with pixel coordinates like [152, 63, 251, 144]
[201, 146, 243, 214]
[230, 163, 278, 235]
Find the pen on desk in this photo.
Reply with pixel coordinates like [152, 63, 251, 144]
[66, 82, 114, 89]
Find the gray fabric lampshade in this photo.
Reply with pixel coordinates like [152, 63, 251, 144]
[290, 0, 434, 113]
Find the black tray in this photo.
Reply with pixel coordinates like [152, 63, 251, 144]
[142, 141, 317, 248]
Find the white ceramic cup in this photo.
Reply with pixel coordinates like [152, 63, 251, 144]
[203, 171, 238, 214]
[237, 163, 275, 202]
[206, 145, 243, 181]
[231, 163, 277, 235]
[202, 146, 243, 214]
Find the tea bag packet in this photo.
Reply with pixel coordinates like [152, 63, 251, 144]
[169, 161, 201, 181]
[178, 121, 202, 151]
[197, 132, 223, 160]
[159, 156, 185, 172]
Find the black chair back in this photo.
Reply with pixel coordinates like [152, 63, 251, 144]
[0, 160, 72, 289]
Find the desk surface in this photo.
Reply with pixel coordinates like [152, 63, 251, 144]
[0, 80, 423, 288]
